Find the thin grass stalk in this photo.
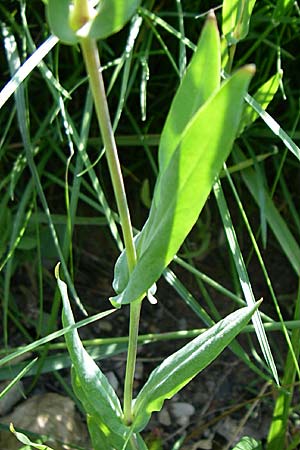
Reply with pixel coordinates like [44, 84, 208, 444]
[267, 280, 300, 449]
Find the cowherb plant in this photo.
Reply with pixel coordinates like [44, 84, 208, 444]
[27, 0, 278, 448]
[45, 0, 270, 449]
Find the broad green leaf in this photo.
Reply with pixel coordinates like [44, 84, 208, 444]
[84, 0, 141, 40]
[55, 265, 128, 440]
[47, 0, 141, 43]
[232, 436, 262, 450]
[222, 0, 256, 45]
[73, 372, 126, 449]
[132, 303, 259, 431]
[47, 0, 78, 45]
[87, 415, 113, 450]
[158, 10, 221, 176]
[238, 72, 282, 135]
[111, 65, 255, 306]
[112, 12, 221, 296]
[86, 411, 147, 450]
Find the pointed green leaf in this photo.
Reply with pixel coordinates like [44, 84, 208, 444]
[112, 13, 221, 296]
[55, 265, 127, 440]
[47, 0, 141, 44]
[238, 72, 282, 135]
[132, 303, 259, 431]
[47, 0, 78, 45]
[158, 10, 221, 175]
[222, 0, 256, 45]
[87, 415, 113, 450]
[73, 372, 126, 449]
[111, 65, 255, 307]
[81, 0, 141, 40]
[86, 412, 147, 450]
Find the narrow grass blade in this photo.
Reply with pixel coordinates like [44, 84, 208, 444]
[266, 284, 300, 449]
[0, 308, 115, 373]
[2, 23, 87, 314]
[0, 342, 128, 381]
[133, 303, 259, 431]
[214, 178, 279, 384]
[176, 0, 186, 78]
[2, 181, 34, 346]
[0, 358, 37, 400]
[242, 142, 268, 249]
[20, 3, 70, 98]
[0, 35, 58, 109]
[143, 6, 300, 164]
[223, 162, 300, 380]
[244, 93, 300, 162]
[234, 147, 300, 276]
[67, 92, 123, 251]
[273, 0, 294, 21]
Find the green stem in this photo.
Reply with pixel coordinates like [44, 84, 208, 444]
[124, 299, 142, 423]
[80, 38, 136, 271]
[80, 37, 141, 424]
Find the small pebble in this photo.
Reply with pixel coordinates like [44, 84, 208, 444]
[0, 381, 24, 416]
[106, 371, 119, 391]
[158, 408, 171, 426]
[170, 401, 195, 426]
[135, 361, 144, 380]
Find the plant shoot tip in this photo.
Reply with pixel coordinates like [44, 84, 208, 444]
[54, 262, 61, 279]
[244, 63, 256, 74]
[207, 9, 216, 20]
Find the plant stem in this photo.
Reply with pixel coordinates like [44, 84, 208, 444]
[80, 38, 137, 272]
[123, 299, 142, 423]
[80, 37, 141, 424]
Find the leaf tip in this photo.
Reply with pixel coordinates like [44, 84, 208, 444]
[257, 297, 263, 306]
[243, 63, 256, 76]
[54, 262, 61, 280]
[207, 9, 216, 21]
[109, 295, 122, 309]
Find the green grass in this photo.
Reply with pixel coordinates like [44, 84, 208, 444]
[0, 1, 300, 449]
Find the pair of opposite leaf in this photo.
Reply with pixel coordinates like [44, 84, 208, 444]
[48, 2, 279, 309]
[111, 12, 255, 307]
[47, 0, 141, 44]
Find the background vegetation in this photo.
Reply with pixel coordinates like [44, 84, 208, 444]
[0, 0, 300, 448]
